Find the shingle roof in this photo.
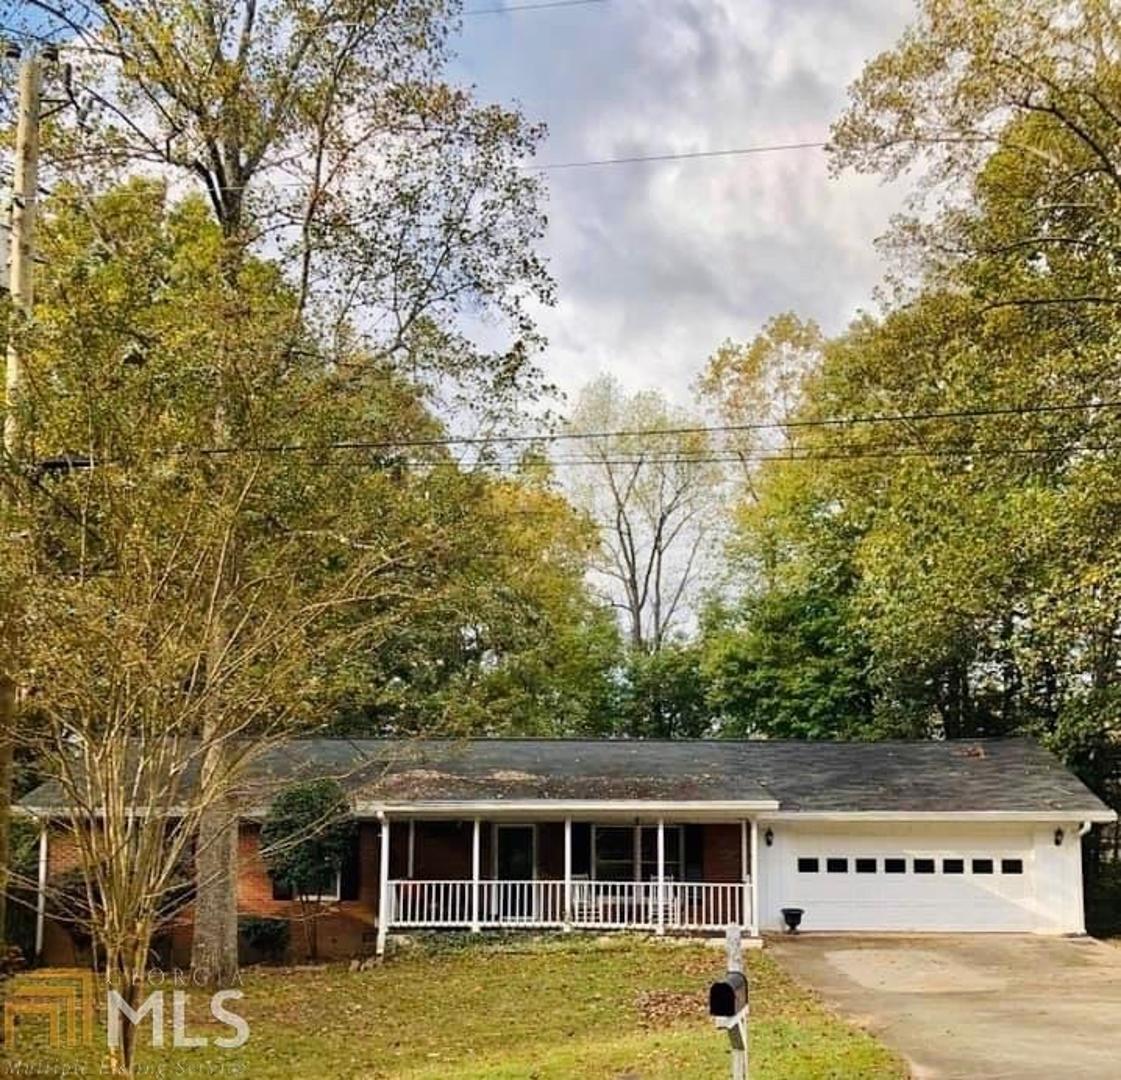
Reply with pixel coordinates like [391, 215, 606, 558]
[20, 736, 1114, 817]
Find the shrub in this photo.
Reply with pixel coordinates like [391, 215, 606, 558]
[239, 916, 290, 963]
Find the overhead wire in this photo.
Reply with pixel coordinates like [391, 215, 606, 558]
[465, 0, 608, 13]
[530, 142, 827, 171]
[179, 398, 1121, 458]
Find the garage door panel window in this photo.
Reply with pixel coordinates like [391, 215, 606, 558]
[797, 853, 1027, 877]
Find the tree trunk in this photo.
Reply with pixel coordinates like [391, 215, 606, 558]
[108, 939, 153, 1079]
[190, 786, 239, 987]
[190, 231, 244, 988]
[0, 673, 13, 949]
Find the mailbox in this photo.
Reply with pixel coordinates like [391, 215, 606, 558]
[708, 971, 748, 1019]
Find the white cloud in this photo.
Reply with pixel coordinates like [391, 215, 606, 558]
[455, 0, 917, 405]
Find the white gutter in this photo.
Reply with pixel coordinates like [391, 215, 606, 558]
[757, 809, 1117, 824]
[347, 798, 780, 819]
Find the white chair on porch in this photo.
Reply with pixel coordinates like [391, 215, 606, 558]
[571, 874, 597, 924]
[644, 876, 680, 928]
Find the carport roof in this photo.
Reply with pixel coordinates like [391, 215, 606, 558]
[19, 736, 1114, 818]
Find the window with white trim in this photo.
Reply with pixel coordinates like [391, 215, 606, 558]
[273, 869, 342, 902]
[593, 826, 684, 881]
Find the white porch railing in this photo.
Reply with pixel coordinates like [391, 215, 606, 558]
[388, 879, 749, 932]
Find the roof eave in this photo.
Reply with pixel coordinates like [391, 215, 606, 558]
[342, 798, 782, 820]
[758, 809, 1118, 824]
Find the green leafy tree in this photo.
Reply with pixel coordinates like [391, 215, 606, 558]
[831, 0, 1121, 315]
[614, 643, 710, 739]
[698, 313, 823, 499]
[2, 179, 569, 1072]
[18, 0, 553, 993]
[260, 781, 356, 961]
[321, 470, 623, 737]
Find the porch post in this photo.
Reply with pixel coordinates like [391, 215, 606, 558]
[563, 817, 573, 931]
[633, 822, 642, 927]
[471, 817, 481, 933]
[656, 818, 665, 935]
[376, 813, 391, 957]
[740, 820, 748, 930]
[748, 819, 760, 936]
[749, 819, 760, 936]
[34, 822, 48, 960]
[407, 819, 416, 879]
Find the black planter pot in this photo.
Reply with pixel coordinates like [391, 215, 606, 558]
[781, 907, 805, 934]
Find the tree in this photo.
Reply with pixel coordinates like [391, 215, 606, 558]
[22, 0, 552, 988]
[698, 433, 878, 741]
[319, 467, 623, 737]
[2, 181, 555, 1074]
[564, 375, 723, 653]
[697, 313, 823, 499]
[614, 643, 710, 739]
[830, 0, 1121, 313]
[260, 780, 355, 961]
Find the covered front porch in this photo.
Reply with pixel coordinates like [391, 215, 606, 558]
[374, 813, 759, 952]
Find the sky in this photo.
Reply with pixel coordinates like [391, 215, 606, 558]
[453, 0, 918, 405]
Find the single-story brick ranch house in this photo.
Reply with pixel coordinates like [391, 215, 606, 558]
[19, 736, 1116, 964]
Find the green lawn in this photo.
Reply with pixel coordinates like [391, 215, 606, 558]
[6, 936, 903, 1078]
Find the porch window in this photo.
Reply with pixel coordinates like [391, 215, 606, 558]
[640, 827, 682, 881]
[593, 826, 684, 881]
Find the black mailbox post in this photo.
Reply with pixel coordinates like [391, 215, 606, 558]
[709, 971, 748, 1019]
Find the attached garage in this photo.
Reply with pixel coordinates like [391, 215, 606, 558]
[758, 819, 1083, 933]
[753, 738, 1112, 936]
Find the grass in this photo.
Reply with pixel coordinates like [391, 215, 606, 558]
[5, 935, 905, 1078]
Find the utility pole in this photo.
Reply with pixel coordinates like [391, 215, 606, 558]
[1, 43, 45, 950]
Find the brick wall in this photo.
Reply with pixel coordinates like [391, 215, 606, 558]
[38, 817, 751, 966]
[239, 822, 380, 961]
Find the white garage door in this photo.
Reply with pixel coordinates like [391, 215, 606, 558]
[769, 824, 1042, 932]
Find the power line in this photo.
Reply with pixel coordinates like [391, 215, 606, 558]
[542, 442, 1121, 464]
[306, 440, 1121, 472]
[184, 398, 1121, 457]
[31, 431, 1121, 476]
[30, 136, 834, 204]
[530, 141, 827, 171]
[465, 0, 608, 13]
[2, 0, 606, 56]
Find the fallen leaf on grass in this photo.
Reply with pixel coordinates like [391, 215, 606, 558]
[633, 989, 702, 1030]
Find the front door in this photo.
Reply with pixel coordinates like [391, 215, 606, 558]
[495, 825, 536, 920]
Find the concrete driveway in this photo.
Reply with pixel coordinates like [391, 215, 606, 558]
[770, 935, 1121, 1079]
